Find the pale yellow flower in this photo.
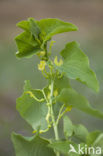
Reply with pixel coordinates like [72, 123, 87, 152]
[54, 89, 58, 97]
[54, 56, 63, 66]
[37, 51, 46, 57]
[66, 106, 72, 112]
[33, 128, 50, 134]
[38, 60, 46, 71]
[47, 92, 50, 99]
[32, 130, 37, 134]
[49, 85, 51, 90]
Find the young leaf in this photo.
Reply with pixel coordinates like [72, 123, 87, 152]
[15, 31, 41, 58]
[17, 20, 30, 31]
[16, 81, 48, 130]
[57, 88, 103, 119]
[57, 41, 99, 92]
[73, 124, 89, 142]
[17, 18, 41, 39]
[16, 18, 78, 57]
[38, 18, 78, 45]
[63, 116, 74, 138]
[29, 18, 41, 40]
[11, 132, 56, 156]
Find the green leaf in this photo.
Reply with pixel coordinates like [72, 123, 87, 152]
[17, 18, 41, 39]
[57, 88, 103, 119]
[29, 18, 41, 40]
[15, 31, 41, 58]
[38, 18, 78, 44]
[93, 133, 103, 155]
[23, 80, 32, 91]
[63, 116, 74, 138]
[42, 76, 70, 119]
[16, 80, 48, 130]
[15, 18, 78, 57]
[63, 116, 89, 142]
[86, 131, 103, 156]
[73, 124, 89, 142]
[54, 76, 70, 94]
[52, 102, 63, 120]
[53, 76, 70, 119]
[11, 132, 56, 156]
[57, 41, 99, 92]
[49, 140, 79, 156]
[86, 131, 102, 146]
[17, 20, 30, 31]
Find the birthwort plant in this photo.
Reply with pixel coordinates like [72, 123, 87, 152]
[12, 18, 103, 156]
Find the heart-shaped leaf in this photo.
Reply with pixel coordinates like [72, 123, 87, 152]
[15, 31, 41, 58]
[56, 41, 99, 92]
[16, 80, 48, 130]
[12, 133, 56, 156]
[57, 88, 103, 119]
[38, 18, 78, 45]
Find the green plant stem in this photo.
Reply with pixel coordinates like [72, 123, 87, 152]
[56, 104, 65, 125]
[50, 80, 60, 156]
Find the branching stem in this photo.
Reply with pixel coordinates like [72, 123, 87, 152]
[56, 104, 65, 125]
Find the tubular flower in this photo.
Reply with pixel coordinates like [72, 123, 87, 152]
[66, 105, 72, 112]
[54, 56, 63, 66]
[54, 89, 58, 97]
[47, 92, 50, 99]
[49, 85, 51, 90]
[37, 51, 46, 57]
[38, 60, 46, 71]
